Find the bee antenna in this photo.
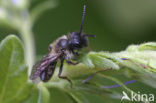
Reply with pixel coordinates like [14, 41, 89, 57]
[79, 1, 87, 35]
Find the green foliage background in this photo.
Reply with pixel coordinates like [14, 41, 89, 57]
[1, 0, 156, 53]
[0, 0, 156, 103]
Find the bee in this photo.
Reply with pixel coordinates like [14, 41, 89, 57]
[30, 3, 95, 85]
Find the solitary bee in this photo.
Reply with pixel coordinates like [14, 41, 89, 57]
[30, 3, 95, 85]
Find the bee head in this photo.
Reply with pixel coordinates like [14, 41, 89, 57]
[69, 32, 82, 48]
[66, 3, 95, 51]
[68, 32, 95, 50]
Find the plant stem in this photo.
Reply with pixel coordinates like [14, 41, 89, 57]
[19, 21, 35, 76]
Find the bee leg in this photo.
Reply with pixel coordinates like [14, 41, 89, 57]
[58, 59, 72, 88]
[66, 60, 79, 65]
[82, 68, 112, 83]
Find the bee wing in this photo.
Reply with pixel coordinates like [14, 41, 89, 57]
[30, 53, 61, 82]
[40, 61, 57, 82]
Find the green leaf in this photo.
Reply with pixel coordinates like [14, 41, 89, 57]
[47, 87, 76, 103]
[38, 84, 50, 103]
[138, 42, 156, 51]
[0, 35, 34, 103]
[26, 42, 156, 103]
[88, 52, 120, 69]
[22, 87, 39, 103]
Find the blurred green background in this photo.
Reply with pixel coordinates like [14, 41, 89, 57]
[1, 0, 156, 55]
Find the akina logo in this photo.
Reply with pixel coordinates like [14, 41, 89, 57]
[121, 91, 155, 102]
